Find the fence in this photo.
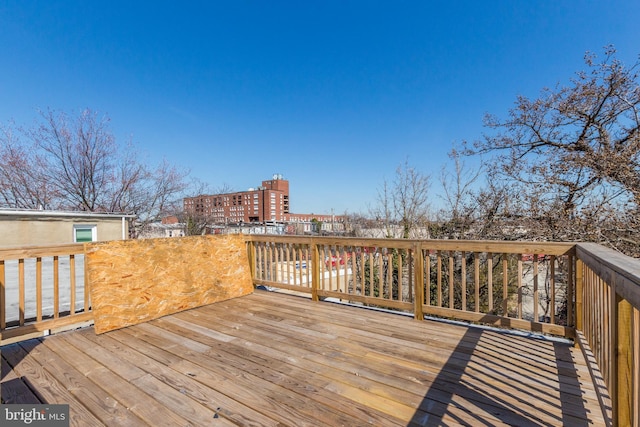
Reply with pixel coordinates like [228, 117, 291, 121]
[0, 244, 92, 343]
[248, 236, 576, 337]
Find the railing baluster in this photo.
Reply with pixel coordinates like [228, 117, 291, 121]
[70, 254, 76, 315]
[437, 251, 442, 307]
[311, 243, 319, 301]
[550, 255, 556, 324]
[53, 255, 59, 319]
[487, 252, 493, 313]
[425, 249, 431, 306]
[414, 244, 424, 320]
[379, 248, 385, 299]
[285, 244, 291, 285]
[474, 253, 480, 313]
[502, 254, 508, 317]
[449, 251, 454, 309]
[321, 245, 327, 291]
[533, 254, 539, 322]
[328, 245, 334, 292]
[517, 254, 523, 319]
[0, 259, 5, 331]
[461, 251, 467, 311]
[19, 258, 25, 326]
[397, 250, 403, 302]
[36, 257, 43, 322]
[408, 249, 414, 303]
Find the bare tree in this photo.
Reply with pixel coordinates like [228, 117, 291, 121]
[466, 46, 640, 255]
[370, 179, 394, 237]
[28, 109, 119, 211]
[433, 149, 484, 238]
[472, 47, 640, 204]
[0, 124, 55, 209]
[0, 109, 189, 236]
[372, 159, 431, 239]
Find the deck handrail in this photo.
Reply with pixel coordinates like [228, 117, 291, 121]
[575, 242, 640, 427]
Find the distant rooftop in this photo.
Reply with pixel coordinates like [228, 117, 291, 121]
[0, 208, 136, 219]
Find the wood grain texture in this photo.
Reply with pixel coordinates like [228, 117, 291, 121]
[86, 235, 253, 334]
[1, 291, 608, 426]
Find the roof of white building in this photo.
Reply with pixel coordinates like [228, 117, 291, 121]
[0, 208, 136, 219]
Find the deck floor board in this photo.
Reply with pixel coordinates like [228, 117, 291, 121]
[2, 290, 608, 426]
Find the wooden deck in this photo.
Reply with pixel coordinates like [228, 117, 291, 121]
[2, 290, 607, 426]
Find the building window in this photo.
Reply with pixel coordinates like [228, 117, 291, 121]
[74, 225, 97, 243]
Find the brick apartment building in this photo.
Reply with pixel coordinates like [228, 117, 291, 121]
[184, 175, 290, 223]
[183, 175, 344, 231]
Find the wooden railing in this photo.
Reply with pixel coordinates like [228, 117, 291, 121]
[576, 243, 640, 427]
[0, 244, 93, 343]
[247, 236, 576, 337]
[1, 236, 637, 426]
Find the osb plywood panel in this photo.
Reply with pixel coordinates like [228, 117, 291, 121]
[86, 234, 253, 334]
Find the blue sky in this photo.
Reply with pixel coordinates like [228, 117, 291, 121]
[1, 1, 639, 215]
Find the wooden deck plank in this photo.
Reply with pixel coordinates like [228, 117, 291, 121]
[202, 292, 605, 425]
[247, 292, 601, 389]
[112, 320, 340, 427]
[129, 321, 369, 427]
[1, 354, 41, 403]
[78, 328, 284, 427]
[20, 335, 192, 427]
[183, 296, 575, 426]
[1, 341, 106, 426]
[130, 373, 237, 427]
[19, 338, 148, 427]
[154, 315, 408, 426]
[1, 290, 607, 427]
[178, 295, 588, 426]
[172, 301, 503, 425]
[158, 304, 462, 422]
[53, 332, 148, 382]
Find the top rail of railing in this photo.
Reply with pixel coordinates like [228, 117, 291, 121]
[247, 234, 576, 255]
[576, 242, 640, 310]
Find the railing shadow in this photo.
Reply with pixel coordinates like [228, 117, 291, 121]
[1, 341, 44, 404]
[409, 321, 591, 426]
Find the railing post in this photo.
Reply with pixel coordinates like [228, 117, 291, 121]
[575, 258, 584, 347]
[615, 294, 633, 427]
[312, 242, 320, 302]
[634, 307, 639, 427]
[567, 253, 574, 328]
[413, 243, 424, 321]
